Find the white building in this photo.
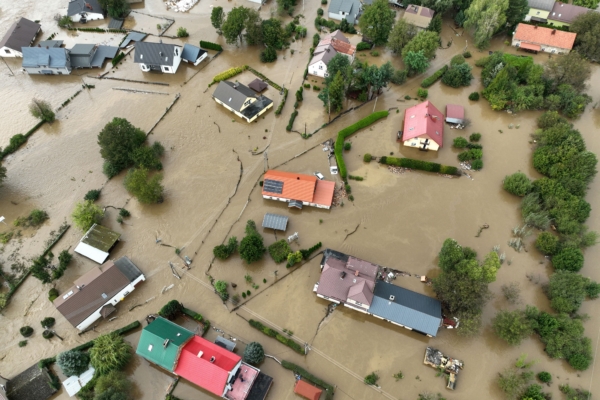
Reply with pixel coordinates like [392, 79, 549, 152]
[0, 18, 41, 58]
[308, 30, 356, 78]
[67, 0, 105, 23]
[212, 81, 274, 123]
[134, 41, 182, 73]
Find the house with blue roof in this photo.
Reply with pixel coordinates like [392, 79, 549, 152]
[21, 47, 71, 75]
[328, 0, 362, 24]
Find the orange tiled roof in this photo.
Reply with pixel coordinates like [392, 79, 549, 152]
[331, 39, 356, 56]
[513, 23, 576, 50]
[313, 180, 335, 208]
[262, 170, 317, 203]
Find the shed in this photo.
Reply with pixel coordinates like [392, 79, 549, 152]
[262, 213, 289, 231]
[120, 31, 147, 48]
[248, 78, 268, 93]
[445, 104, 464, 124]
[5, 364, 57, 400]
[74, 224, 121, 264]
[294, 380, 323, 400]
[62, 366, 95, 397]
[108, 18, 124, 29]
[215, 336, 236, 351]
[181, 44, 208, 66]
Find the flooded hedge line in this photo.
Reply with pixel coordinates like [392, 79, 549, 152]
[248, 319, 305, 355]
[335, 111, 389, 180]
[281, 360, 335, 400]
[421, 65, 448, 88]
[379, 156, 460, 176]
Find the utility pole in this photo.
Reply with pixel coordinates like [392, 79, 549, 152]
[2, 58, 14, 76]
[373, 96, 378, 113]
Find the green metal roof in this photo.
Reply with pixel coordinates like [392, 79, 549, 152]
[135, 317, 194, 372]
[82, 224, 121, 252]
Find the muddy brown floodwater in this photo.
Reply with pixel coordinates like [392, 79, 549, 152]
[0, 0, 599, 399]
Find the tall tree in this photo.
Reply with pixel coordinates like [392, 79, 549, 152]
[211, 6, 225, 35]
[403, 50, 430, 74]
[464, 0, 509, 49]
[570, 12, 600, 62]
[401, 30, 439, 60]
[276, 0, 296, 15]
[261, 18, 284, 49]
[358, 0, 395, 46]
[420, 0, 455, 13]
[29, 99, 55, 123]
[124, 168, 164, 204]
[427, 14, 442, 34]
[324, 53, 351, 86]
[506, 0, 529, 30]
[244, 9, 263, 45]
[328, 71, 345, 113]
[97, 117, 146, 174]
[366, 62, 394, 99]
[222, 7, 249, 45]
[387, 19, 417, 55]
[98, 0, 129, 18]
[544, 52, 591, 93]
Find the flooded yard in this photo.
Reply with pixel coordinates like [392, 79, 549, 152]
[1, 0, 600, 399]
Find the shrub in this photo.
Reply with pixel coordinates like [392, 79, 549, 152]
[89, 333, 132, 374]
[469, 133, 481, 142]
[381, 156, 460, 175]
[345, 184, 351, 193]
[391, 69, 407, 85]
[95, 371, 132, 398]
[451, 54, 465, 65]
[537, 372, 551, 383]
[535, 232, 560, 255]
[453, 137, 469, 148]
[317, 8, 324, 16]
[463, 51, 472, 58]
[57, 350, 90, 377]
[111, 52, 125, 66]
[492, 310, 533, 345]
[48, 288, 59, 302]
[299, 242, 322, 260]
[420, 65, 448, 88]
[84, 189, 101, 201]
[304, 83, 311, 89]
[357, 42, 371, 51]
[268, 240, 292, 263]
[348, 175, 363, 181]
[20, 326, 33, 337]
[552, 247, 584, 272]
[18, 341, 27, 347]
[321, 0, 327, 4]
[471, 159, 483, 170]
[215, 280, 229, 300]
[119, 208, 130, 217]
[417, 88, 428, 99]
[200, 40, 223, 51]
[41, 317, 55, 328]
[260, 47, 277, 63]
[243, 342, 265, 365]
[469, 92, 480, 101]
[344, 142, 351, 151]
[211, 66, 246, 85]
[286, 110, 298, 131]
[313, 85, 321, 91]
[370, 50, 379, 56]
[176, 27, 189, 37]
[213, 236, 238, 260]
[442, 63, 474, 88]
[503, 172, 532, 197]
[159, 300, 183, 320]
[124, 168, 164, 204]
[569, 354, 592, 371]
[364, 372, 379, 386]
[29, 99, 55, 123]
[363, 153, 372, 162]
[42, 330, 54, 339]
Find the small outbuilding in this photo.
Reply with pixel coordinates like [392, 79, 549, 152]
[445, 104, 465, 125]
[262, 213, 289, 231]
[62, 366, 95, 397]
[402, 4, 435, 30]
[248, 78, 268, 93]
[4, 364, 57, 400]
[74, 223, 121, 264]
[0, 17, 41, 58]
[67, 0, 105, 23]
[294, 380, 323, 400]
[181, 44, 208, 66]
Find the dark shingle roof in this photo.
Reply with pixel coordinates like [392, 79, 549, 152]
[134, 42, 181, 67]
[246, 372, 274, 400]
[68, 0, 104, 16]
[213, 81, 256, 112]
[181, 43, 206, 62]
[549, 1, 590, 23]
[262, 213, 288, 231]
[114, 256, 143, 282]
[0, 18, 40, 52]
[369, 281, 442, 337]
[6, 365, 57, 400]
[120, 31, 147, 48]
[22, 47, 69, 68]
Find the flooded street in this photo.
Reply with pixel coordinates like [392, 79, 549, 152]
[1, 0, 600, 399]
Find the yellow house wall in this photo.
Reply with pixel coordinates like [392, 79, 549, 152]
[546, 19, 570, 27]
[527, 8, 550, 20]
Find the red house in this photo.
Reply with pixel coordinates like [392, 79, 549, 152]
[262, 170, 335, 210]
[401, 101, 444, 151]
[294, 380, 323, 400]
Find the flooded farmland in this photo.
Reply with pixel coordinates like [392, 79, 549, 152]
[1, 0, 600, 399]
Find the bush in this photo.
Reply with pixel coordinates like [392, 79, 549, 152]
[317, 8, 323, 16]
[268, 240, 292, 263]
[471, 159, 483, 170]
[442, 63, 474, 88]
[469, 133, 481, 142]
[41, 317, 55, 328]
[304, 83, 311, 89]
[364, 372, 379, 386]
[363, 153, 372, 163]
[552, 247, 584, 272]
[248, 320, 305, 355]
[215, 280, 229, 301]
[357, 42, 371, 51]
[286, 110, 298, 131]
[569, 354, 592, 371]
[211, 66, 246, 85]
[287, 251, 303, 268]
[240, 220, 266, 264]
[321, 0, 327, 4]
[469, 92, 480, 101]
[20, 326, 33, 337]
[98, 117, 146, 175]
[42, 330, 54, 339]
[131, 146, 163, 170]
[176, 27, 189, 37]
[391, 69, 407, 85]
[84, 189, 101, 201]
[57, 350, 90, 377]
[29, 99, 55, 123]
[380, 156, 460, 175]
[71, 200, 104, 232]
[213, 236, 238, 260]
[49, 288, 59, 302]
[417, 88, 428, 99]
[95, 371, 132, 398]
[492, 310, 533, 345]
[299, 242, 322, 260]
[124, 168, 164, 204]
[200, 40, 223, 51]
[119, 208, 130, 218]
[344, 142, 351, 151]
[503, 172, 532, 197]
[111, 51, 125, 66]
[260, 47, 277, 63]
[243, 342, 265, 365]
[313, 85, 321, 91]
[537, 372, 551, 383]
[535, 232, 560, 255]
[453, 137, 469, 148]
[18, 340, 27, 347]
[451, 54, 466, 65]
[159, 300, 183, 320]
[463, 51, 472, 58]
[89, 333, 132, 375]
[370, 50, 379, 56]
[420, 65, 448, 88]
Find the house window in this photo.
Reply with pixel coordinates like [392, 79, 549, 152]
[164, 67, 170, 72]
[319, 65, 323, 70]
[536, 11, 540, 14]
[243, 99, 252, 107]
[175, 48, 179, 55]
[4, 49, 10, 54]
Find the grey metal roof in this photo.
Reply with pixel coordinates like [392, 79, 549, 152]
[90, 45, 118, 67]
[329, 0, 360, 21]
[70, 44, 96, 68]
[215, 336, 236, 351]
[329, 0, 344, 13]
[181, 43, 206, 62]
[22, 47, 69, 68]
[120, 31, 147, 48]
[213, 81, 256, 112]
[113, 256, 143, 282]
[262, 213, 289, 231]
[70, 43, 96, 55]
[108, 18, 124, 29]
[528, 0, 555, 11]
[0, 18, 40, 52]
[134, 41, 180, 67]
[68, 0, 104, 16]
[38, 40, 63, 48]
[369, 281, 441, 337]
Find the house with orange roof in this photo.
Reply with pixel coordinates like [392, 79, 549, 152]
[262, 170, 335, 210]
[400, 101, 444, 151]
[294, 380, 323, 400]
[512, 23, 576, 54]
[308, 30, 356, 78]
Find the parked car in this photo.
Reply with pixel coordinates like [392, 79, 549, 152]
[330, 166, 338, 175]
[314, 172, 325, 180]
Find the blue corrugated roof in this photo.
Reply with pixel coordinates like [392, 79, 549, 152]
[369, 281, 441, 337]
[22, 47, 69, 68]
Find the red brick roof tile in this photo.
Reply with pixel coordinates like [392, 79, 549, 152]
[513, 23, 576, 50]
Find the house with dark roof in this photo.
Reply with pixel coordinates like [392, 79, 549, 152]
[134, 41, 183, 74]
[524, 0, 556, 23]
[328, 0, 362, 24]
[74, 223, 121, 264]
[402, 4, 435, 30]
[315, 249, 443, 337]
[136, 317, 194, 372]
[53, 256, 145, 330]
[69, 43, 118, 68]
[67, 0, 105, 23]
[547, 1, 590, 27]
[248, 79, 268, 93]
[401, 100, 444, 151]
[0, 18, 41, 57]
[21, 47, 71, 75]
[181, 43, 208, 66]
[512, 23, 576, 54]
[262, 170, 335, 210]
[308, 30, 356, 78]
[212, 81, 274, 123]
[4, 364, 57, 400]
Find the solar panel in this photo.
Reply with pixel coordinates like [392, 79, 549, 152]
[263, 179, 283, 194]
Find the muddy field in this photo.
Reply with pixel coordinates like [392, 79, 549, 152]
[1, 0, 600, 399]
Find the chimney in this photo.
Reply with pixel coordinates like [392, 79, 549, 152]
[197, 351, 204, 358]
[163, 339, 170, 348]
[534, 25, 538, 29]
[76, 285, 81, 290]
[551, 29, 556, 35]
[340, 271, 346, 279]
[210, 356, 216, 363]
[354, 270, 359, 276]
[389, 295, 395, 301]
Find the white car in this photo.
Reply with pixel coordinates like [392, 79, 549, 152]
[314, 172, 325, 180]
[330, 166, 338, 175]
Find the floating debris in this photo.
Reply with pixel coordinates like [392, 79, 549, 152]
[164, 0, 199, 12]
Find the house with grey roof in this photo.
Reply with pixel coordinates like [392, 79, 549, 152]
[67, 0, 105, 23]
[309, 30, 356, 78]
[134, 41, 182, 73]
[69, 43, 118, 68]
[212, 81, 274, 123]
[21, 47, 71, 75]
[180, 43, 207, 66]
[547, 1, 591, 27]
[328, 0, 362, 24]
[525, 0, 555, 23]
[0, 18, 41, 58]
[4, 364, 57, 400]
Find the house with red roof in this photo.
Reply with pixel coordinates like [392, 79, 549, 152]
[401, 101, 444, 151]
[512, 23, 576, 54]
[262, 170, 335, 210]
[294, 380, 323, 400]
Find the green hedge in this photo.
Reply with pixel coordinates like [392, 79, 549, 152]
[281, 360, 335, 400]
[420, 65, 448, 88]
[381, 156, 460, 175]
[357, 42, 371, 51]
[111, 51, 125, 66]
[335, 111, 389, 180]
[275, 88, 289, 115]
[248, 319, 305, 355]
[209, 66, 247, 87]
[200, 40, 223, 51]
[71, 320, 141, 353]
[286, 110, 298, 131]
[0, 120, 45, 160]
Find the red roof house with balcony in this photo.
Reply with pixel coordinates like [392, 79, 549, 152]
[262, 170, 335, 210]
[401, 101, 444, 151]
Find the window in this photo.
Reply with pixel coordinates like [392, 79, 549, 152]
[319, 65, 323, 69]
[164, 67, 170, 72]
[536, 11, 540, 15]
[4, 49, 10, 54]
[175, 48, 178, 55]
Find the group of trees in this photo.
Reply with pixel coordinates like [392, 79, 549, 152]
[459, 0, 528, 48]
[239, 220, 266, 264]
[401, 30, 439, 74]
[478, 51, 592, 118]
[358, 0, 395, 46]
[441, 54, 473, 88]
[98, 0, 129, 18]
[497, 355, 551, 400]
[570, 12, 600, 62]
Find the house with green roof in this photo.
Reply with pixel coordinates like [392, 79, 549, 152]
[135, 317, 194, 372]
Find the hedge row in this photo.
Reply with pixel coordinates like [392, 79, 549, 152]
[111, 51, 125, 66]
[421, 65, 448, 88]
[200, 40, 223, 51]
[248, 319, 305, 355]
[209, 66, 247, 87]
[300, 242, 322, 260]
[183, 307, 211, 336]
[275, 88, 289, 115]
[335, 111, 389, 180]
[380, 156, 460, 175]
[281, 360, 335, 400]
[67, 27, 126, 33]
[0, 120, 45, 160]
[356, 42, 372, 51]
[286, 111, 298, 131]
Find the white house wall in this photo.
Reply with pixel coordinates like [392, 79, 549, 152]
[1, 46, 23, 58]
[512, 39, 570, 54]
[308, 61, 327, 78]
[71, 13, 104, 23]
[193, 52, 208, 66]
[328, 12, 344, 21]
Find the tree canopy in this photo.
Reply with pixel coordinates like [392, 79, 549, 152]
[57, 350, 90, 377]
[402, 30, 439, 60]
[89, 333, 132, 375]
[244, 9, 263, 45]
[358, 0, 395, 46]
[570, 11, 600, 61]
[547, 270, 598, 313]
[243, 342, 265, 365]
[543, 51, 591, 93]
[71, 200, 104, 231]
[464, 0, 509, 49]
[403, 50, 429, 74]
[211, 7, 225, 34]
[492, 309, 534, 345]
[97, 118, 147, 176]
[503, 172, 532, 196]
[387, 19, 417, 55]
[123, 168, 164, 204]
[239, 220, 266, 264]
[222, 7, 249, 45]
[505, 0, 529, 30]
[29, 99, 55, 123]
[262, 18, 284, 50]
[98, 0, 129, 18]
[441, 63, 473, 88]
